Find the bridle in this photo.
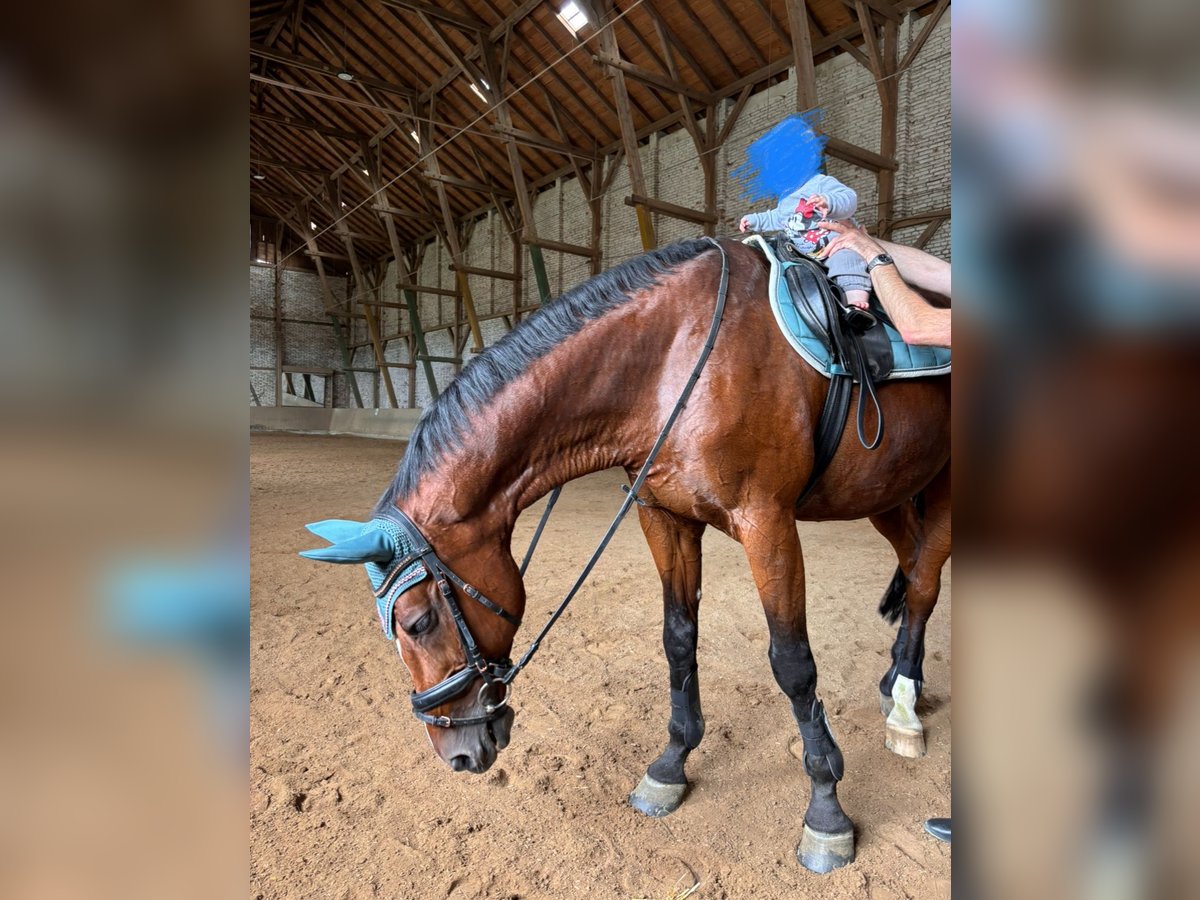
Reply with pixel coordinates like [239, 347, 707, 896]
[376, 506, 521, 728]
[381, 237, 731, 729]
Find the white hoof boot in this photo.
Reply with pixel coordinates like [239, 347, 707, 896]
[884, 674, 926, 758]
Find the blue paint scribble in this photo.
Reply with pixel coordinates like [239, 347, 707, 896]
[732, 111, 827, 204]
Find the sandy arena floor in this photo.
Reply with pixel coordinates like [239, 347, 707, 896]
[251, 432, 950, 899]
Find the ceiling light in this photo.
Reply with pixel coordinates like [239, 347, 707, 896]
[409, 130, 420, 144]
[340, 201, 347, 208]
[557, 1, 589, 35]
[252, 172, 266, 180]
[469, 80, 489, 102]
[337, 71, 354, 82]
[310, 221, 318, 231]
[361, 167, 369, 176]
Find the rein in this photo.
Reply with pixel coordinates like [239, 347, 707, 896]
[391, 237, 731, 728]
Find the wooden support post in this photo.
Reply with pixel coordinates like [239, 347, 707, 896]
[328, 313, 364, 408]
[785, 0, 820, 113]
[527, 245, 552, 303]
[382, 213, 439, 402]
[878, 17, 899, 234]
[341, 232, 398, 408]
[272, 253, 283, 407]
[591, 0, 656, 250]
[418, 103, 486, 352]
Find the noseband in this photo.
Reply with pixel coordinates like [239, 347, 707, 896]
[380, 237, 730, 730]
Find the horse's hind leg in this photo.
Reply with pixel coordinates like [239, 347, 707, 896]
[628, 507, 706, 818]
[870, 461, 951, 758]
[739, 509, 855, 873]
[869, 502, 923, 718]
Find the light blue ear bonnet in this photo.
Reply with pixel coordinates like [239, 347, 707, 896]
[299, 518, 428, 640]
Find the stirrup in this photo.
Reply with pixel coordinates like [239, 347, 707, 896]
[841, 305, 876, 334]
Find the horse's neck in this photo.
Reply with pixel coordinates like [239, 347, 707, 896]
[405, 306, 663, 532]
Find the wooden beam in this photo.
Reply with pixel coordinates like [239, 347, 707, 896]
[877, 16, 900, 232]
[251, 156, 328, 177]
[841, 0, 901, 22]
[490, 124, 594, 161]
[710, 0, 768, 68]
[420, 170, 515, 199]
[395, 282, 459, 297]
[250, 110, 364, 143]
[897, 0, 949, 72]
[836, 38, 872, 69]
[852, 0, 885, 77]
[250, 44, 415, 100]
[785, 0, 819, 113]
[375, 0, 485, 32]
[625, 194, 718, 225]
[449, 264, 516, 282]
[823, 136, 897, 171]
[716, 85, 753, 147]
[590, 55, 714, 104]
[590, 0, 656, 250]
[521, 236, 598, 258]
[639, 0, 716, 94]
[914, 217, 947, 250]
[888, 208, 950, 231]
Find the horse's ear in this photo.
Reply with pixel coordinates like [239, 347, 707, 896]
[305, 519, 369, 544]
[300, 530, 395, 564]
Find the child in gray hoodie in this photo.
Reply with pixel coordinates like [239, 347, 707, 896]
[739, 173, 871, 310]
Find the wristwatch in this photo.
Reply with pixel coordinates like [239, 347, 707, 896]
[866, 252, 895, 273]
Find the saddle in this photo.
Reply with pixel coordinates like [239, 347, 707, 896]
[743, 234, 951, 502]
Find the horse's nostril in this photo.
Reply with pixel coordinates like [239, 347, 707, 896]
[449, 754, 471, 772]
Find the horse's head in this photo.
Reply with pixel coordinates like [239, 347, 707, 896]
[300, 512, 523, 774]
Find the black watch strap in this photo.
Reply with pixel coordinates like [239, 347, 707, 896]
[866, 252, 894, 273]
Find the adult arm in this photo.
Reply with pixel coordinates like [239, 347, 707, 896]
[819, 220, 951, 347]
[877, 239, 952, 298]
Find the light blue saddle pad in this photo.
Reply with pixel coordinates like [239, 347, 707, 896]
[743, 234, 951, 381]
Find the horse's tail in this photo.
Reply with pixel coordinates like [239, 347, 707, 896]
[877, 492, 926, 624]
[877, 567, 907, 624]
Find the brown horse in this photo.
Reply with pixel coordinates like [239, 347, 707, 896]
[301, 237, 951, 873]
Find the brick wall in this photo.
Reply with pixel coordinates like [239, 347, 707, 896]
[253, 13, 949, 409]
[249, 264, 347, 407]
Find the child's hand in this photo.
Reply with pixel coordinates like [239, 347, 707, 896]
[809, 195, 830, 217]
[739, 216, 752, 233]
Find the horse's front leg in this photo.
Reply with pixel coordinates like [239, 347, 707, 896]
[629, 507, 706, 818]
[740, 510, 855, 873]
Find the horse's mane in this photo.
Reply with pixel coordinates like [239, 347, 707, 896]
[376, 237, 715, 508]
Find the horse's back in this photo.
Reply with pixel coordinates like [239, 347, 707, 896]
[655, 240, 950, 525]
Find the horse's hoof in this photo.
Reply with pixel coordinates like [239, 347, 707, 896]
[629, 774, 687, 817]
[879, 691, 894, 718]
[797, 824, 856, 873]
[884, 674, 925, 758]
[885, 721, 926, 758]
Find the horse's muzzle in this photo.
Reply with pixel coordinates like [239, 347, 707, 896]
[438, 706, 515, 774]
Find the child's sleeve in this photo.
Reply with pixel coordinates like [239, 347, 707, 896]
[744, 187, 805, 232]
[818, 176, 858, 220]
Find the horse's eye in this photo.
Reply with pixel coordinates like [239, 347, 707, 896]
[403, 610, 436, 636]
